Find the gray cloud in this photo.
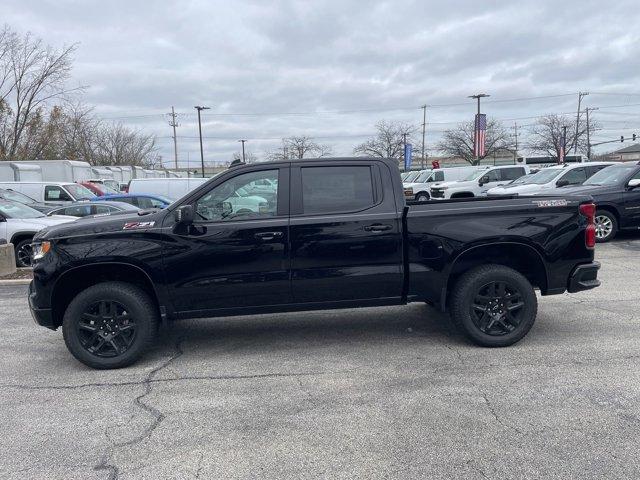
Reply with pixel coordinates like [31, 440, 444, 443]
[4, 0, 640, 165]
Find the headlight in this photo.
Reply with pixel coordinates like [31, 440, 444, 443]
[32, 241, 51, 261]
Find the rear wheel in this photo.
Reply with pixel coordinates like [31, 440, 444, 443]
[14, 238, 33, 267]
[62, 282, 158, 369]
[594, 210, 617, 243]
[450, 265, 537, 347]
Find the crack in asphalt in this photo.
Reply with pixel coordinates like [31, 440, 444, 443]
[481, 391, 523, 435]
[92, 338, 186, 480]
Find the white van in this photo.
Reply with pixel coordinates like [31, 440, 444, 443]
[430, 165, 530, 200]
[127, 177, 209, 200]
[403, 166, 481, 201]
[0, 182, 96, 204]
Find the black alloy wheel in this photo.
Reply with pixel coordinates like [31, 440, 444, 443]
[15, 240, 33, 267]
[470, 281, 525, 336]
[77, 300, 137, 357]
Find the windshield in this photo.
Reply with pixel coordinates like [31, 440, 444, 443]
[0, 199, 44, 218]
[461, 169, 487, 181]
[513, 168, 562, 185]
[403, 171, 420, 182]
[0, 189, 37, 204]
[583, 165, 638, 186]
[415, 170, 433, 182]
[66, 184, 96, 200]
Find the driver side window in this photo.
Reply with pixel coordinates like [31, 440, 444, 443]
[195, 170, 279, 222]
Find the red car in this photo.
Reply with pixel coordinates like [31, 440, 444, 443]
[78, 181, 118, 197]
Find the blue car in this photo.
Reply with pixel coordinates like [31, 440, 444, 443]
[91, 194, 172, 209]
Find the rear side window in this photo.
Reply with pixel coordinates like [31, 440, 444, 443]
[94, 205, 114, 214]
[587, 165, 610, 177]
[560, 168, 587, 185]
[301, 166, 374, 215]
[501, 168, 526, 181]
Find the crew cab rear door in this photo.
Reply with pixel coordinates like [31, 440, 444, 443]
[162, 165, 291, 314]
[289, 160, 403, 305]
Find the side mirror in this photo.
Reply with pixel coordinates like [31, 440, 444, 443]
[174, 205, 194, 225]
[478, 175, 489, 186]
[556, 179, 570, 187]
[628, 178, 640, 189]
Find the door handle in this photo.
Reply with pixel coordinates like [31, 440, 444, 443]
[254, 231, 283, 241]
[364, 224, 392, 232]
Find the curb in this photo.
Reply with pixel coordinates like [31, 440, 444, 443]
[0, 279, 32, 285]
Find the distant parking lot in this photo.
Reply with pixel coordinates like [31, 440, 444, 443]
[1, 234, 640, 479]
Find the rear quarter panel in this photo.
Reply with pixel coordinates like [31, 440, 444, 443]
[405, 196, 593, 304]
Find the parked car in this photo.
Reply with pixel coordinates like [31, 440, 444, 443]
[91, 193, 173, 209]
[537, 161, 640, 242]
[127, 177, 209, 200]
[79, 181, 119, 197]
[404, 166, 480, 201]
[0, 181, 96, 204]
[88, 178, 121, 192]
[487, 162, 615, 197]
[28, 158, 600, 369]
[0, 188, 57, 213]
[0, 199, 76, 267]
[46, 201, 140, 218]
[430, 165, 530, 199]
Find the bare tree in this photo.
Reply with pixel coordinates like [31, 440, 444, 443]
[353, 120, 416, 158]
[437, 118, 512, 165]
[527, 114, 594, 160]
[0, 25, 79, 160]
[266, 136, 332, 161]
[93, 122, 158, 167]
[231, 151, 258, 163]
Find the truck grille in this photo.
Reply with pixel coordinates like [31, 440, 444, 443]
[431, 188, 444, 198]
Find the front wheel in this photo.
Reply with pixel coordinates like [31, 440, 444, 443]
[15, 239, 33, 267]
[62, 282, 158, 369]
[450, 265, 537, 347]
[415, 193, 430, 202]
[594, 210, 617, 243]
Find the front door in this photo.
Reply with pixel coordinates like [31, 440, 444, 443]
[163, 167, 291, 314]
[623, 169, 640, 228]
[289, 161, 404, 304]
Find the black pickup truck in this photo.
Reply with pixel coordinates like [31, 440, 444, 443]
[28, 158, 601, 369]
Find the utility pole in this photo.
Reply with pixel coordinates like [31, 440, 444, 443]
[402, 132, 408, 172]
[585, 107, 598, 160]
[238, 139, 247, 162]
[167, 106, 179, 169]
[468, 93, 490, 163]
[561, 125, 568, 164]
[421, 104, 427, 169]
[513, 121, 519, 163]
[574, 91, 589, 154]
[194, 106, 210, 178]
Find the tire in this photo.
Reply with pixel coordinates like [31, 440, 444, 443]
[594, 210, 617, 243]
[450, 265, 537, 347]
[415, 193, 430, 202]
[14, 238, 34, 267]
[62, 282, 158, 369]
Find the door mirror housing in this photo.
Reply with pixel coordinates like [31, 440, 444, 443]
[478, 175, 489, 186]
[628, 178, 640, 189]
[556, 179, 570, 187]
[174, 205, 194, 225]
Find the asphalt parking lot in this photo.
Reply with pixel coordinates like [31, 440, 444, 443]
[1, 235, 640, 480]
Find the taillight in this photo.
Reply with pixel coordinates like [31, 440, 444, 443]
[580, 202, 596, 249]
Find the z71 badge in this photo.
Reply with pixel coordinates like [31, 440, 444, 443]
[122, 221, 155, 230]
[533, 199, 568, 208]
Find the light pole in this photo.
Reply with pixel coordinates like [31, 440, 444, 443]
[468, 93, 490, 163]
[194, 106, 210, 177]
[238, 139, 247, 162]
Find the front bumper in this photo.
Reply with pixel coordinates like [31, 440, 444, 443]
[28, 281, 55, 330]
[567, 261, 601, 293]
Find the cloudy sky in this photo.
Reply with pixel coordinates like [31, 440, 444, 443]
[4, 0, 640, 167]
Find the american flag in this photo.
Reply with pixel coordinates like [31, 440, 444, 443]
[558, 131, 566, 163]
[474, 114, 487, 157]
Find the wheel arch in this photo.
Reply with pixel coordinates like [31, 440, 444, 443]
[595, 204, 620, 223]
[50, 262, 163, 329]
[441, 242, 548, 310]
[9, 231, 37, 245]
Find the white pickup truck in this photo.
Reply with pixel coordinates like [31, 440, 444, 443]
[430, 165, 529, 200]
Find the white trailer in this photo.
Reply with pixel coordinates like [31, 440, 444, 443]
[0, 163, 14, 181]
[11, 163, 43, 181]
[15, 160, 92, 182]
[90, 167, 115, 180]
